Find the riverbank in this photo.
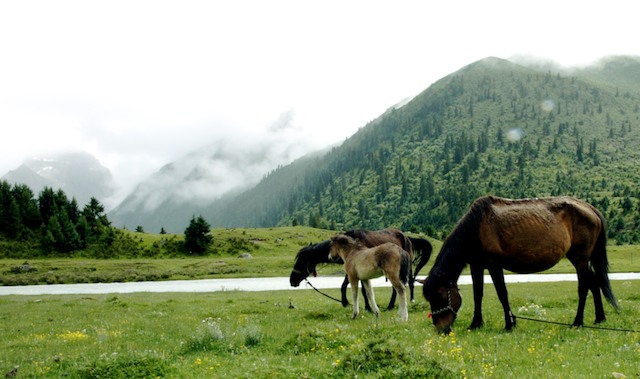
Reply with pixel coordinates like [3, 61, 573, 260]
[2, 272, 639, 296]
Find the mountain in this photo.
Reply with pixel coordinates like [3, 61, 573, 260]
[200, 55, 640, 243]
[576, 55, 640, 92]
[108, 55, 640, 243]
[1, 152, 115, 206]
[107, 133, 326, 233]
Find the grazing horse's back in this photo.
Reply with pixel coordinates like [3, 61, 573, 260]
[478, 196, 605, 274]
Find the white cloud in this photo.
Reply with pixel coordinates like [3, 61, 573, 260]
[1, 0, 639, 204]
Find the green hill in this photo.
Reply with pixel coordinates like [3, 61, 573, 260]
[205, 56, 640, 244]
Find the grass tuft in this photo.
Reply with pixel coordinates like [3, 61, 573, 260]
[73, 355, 172, 379]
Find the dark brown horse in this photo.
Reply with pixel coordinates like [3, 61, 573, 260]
[290, 228, 432, 310]
[330, 234, 411, 321]
[422, 195, 619, 334]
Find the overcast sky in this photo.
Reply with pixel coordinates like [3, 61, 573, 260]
[1, 0, 639, 202]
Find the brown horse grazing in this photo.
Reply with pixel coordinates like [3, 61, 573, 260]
[330, 234, 411, 321]
[422, 195, 619, 334]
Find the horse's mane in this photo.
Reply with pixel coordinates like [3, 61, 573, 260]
[343, 229, 370, 240]
[429, 196, 493, 282]
[294, 240, 332, 264]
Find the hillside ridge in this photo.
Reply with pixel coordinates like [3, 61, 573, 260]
[203, 56, 640, 243]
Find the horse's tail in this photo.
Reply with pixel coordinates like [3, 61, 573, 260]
[399, 249, 411, 285]
[591, 208, 620, 310]
[408, 237, 433, 278]
[399, 233, 414, 284]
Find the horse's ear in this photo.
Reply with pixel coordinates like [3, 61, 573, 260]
[331, 234, 348, 245]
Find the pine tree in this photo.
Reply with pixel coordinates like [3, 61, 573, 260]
[82, 197, 110, 240]
[184, 215, 213, 254]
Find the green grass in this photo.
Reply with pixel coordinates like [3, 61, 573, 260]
[0, 281, 638, 378]
[0, 227, 340, 285]
[1, 227, 639, 377]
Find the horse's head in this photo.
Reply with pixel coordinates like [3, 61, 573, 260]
[329, 234, 357, 261]
[422, 277, 462, 334]
[290, 244, 317, 287]
[290, 240, 333, 287]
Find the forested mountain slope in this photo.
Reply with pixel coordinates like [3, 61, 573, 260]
[208, 56, 640, 243]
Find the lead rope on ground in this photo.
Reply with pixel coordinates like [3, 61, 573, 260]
[304, 277, 343, 303]
[514, 314, 640, 333]
[300, 283, 640, 332]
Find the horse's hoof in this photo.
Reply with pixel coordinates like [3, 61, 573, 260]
[505, 314, 516, 330]
[468, 321, 484, 330]
[594, 317, 606, 324]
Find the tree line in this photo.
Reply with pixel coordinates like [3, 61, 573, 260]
[0, 180, 214, 257]
[0, 181, 112, 254]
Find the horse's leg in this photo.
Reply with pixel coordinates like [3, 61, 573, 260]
[350, 277, 360, 319]
[341, 275, 350, 307]
[488, 266, 516, 330]
[407, 263, 415, 303]
[572, 272, 588, 327]
[386, 288, 397, 311]
[572, 258, 606, 324]
[571, 267, 592, 327]
[568, 253, 605, 326]
[362, 279, 380, 317]
[589, 269, 606, 324]
[469, 264, 485, 329]
[390, 278, 408, 321]
[362, 283, 373, 312]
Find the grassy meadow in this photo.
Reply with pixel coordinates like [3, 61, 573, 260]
[1, 227, 639, 378]
[1, 282, 639, 378]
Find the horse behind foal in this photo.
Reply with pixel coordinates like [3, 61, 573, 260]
[330, 234, 411, 321]
[290, 228, 432, 311]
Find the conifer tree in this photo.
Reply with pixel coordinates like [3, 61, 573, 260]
[184, 215, 213, 254]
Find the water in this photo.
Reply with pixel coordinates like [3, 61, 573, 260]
[1, 273, 638, 296]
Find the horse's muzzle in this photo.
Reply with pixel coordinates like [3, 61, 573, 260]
[438, 325, 453, 335]
[290, 273, 303, 287]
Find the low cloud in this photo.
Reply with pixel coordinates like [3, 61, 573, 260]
[111, 109, 316, 212]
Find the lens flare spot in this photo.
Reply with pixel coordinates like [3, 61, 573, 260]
[540, 99, 555, 112]
[506, 128, 524, 142]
